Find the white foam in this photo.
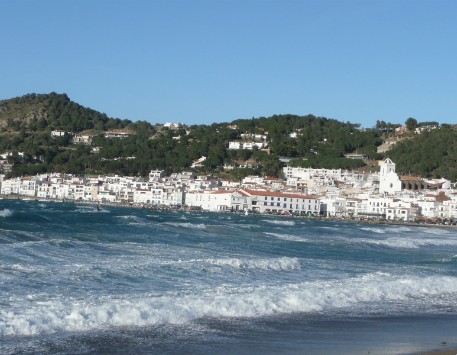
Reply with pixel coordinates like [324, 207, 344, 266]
[165, 222, 206, 229]
[204, 257, 301, 271]
[3, 273, 457, 337]
[264, 232, 307, 242]
[359, 226, 386, 234]
[0, 209, 12, 218]
[358, 236, 457, 249]
[261, 219, 295, 226]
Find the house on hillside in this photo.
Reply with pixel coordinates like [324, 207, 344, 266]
[72, 132, 95, 145]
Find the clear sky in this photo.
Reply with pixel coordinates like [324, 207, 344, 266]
[1, 0, 456, 127]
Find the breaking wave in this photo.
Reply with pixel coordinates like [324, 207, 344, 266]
[2, 273, 457, 337]
[261, 219, 295, 226]
[204, 256, 301, 271]
[165, 222, 207, 229]
[264, 232, 307, 242]
[0, 209, 12, 218]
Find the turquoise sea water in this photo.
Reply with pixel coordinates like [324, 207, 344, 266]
[1, 199, 457, 354]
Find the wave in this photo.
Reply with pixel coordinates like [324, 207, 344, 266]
[164, 222, 206, 230]
[117, 215, 149, 225]
[261, 219, 295, 226]
[264, 232, 307, 242]
[0, 209, 12, 218]
[359, 226, 386, 234]
[204, 256, 301, 271]
[2, 273, 457, 337]
[357, 236, 457, 249]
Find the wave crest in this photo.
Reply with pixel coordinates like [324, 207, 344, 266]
[261, 219, 295, 226]
[205, 257, 301, 271]
[0, 209, 13, 218]
[3, 274, 457, 337]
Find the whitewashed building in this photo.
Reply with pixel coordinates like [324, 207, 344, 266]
[240, 188, 320, 215]
[385, 200, 415, 221]
[186, 190, 250, 212]
[379, 158, 402, 195]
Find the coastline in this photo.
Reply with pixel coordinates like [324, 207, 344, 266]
[2, 194, 457, 355]
[423, 350, 457, 355]
[2, 193, 456, 230]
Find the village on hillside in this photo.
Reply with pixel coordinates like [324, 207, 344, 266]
[0, 158, 456, 224]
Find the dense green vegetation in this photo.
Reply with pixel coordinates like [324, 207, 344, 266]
[0, 93, 455, 181]
[387, 128, 457, 181]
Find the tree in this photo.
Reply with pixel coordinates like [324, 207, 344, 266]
[405, 117, 418, 131]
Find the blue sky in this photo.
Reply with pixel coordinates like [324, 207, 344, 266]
[1, 0, 456, 127]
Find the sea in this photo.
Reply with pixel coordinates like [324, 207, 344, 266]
[1, 199, 457, 355]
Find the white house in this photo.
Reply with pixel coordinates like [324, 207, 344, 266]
[240, 188, 320, 215]
[72, 134, 93, 145]
[51, 130, 68, 138]
[186, 190, 250, 212]
[133, 189, 154, 204]
[229, 142, 243, 150]
[385, 200, 415, 221]
[149, 170, 166, 181]
[319, 196, 347, 217]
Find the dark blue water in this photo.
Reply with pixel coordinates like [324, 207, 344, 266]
[1, 200, 457, 354]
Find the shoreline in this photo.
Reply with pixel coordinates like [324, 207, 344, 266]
[423, 350, 457, 355]
[1, 193, 456, 230]
[2, 194, 457, 355]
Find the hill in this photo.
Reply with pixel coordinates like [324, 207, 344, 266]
[0, 93, 455, 181]
[0, 92, 131, 133]
[387, 126, 457, 181]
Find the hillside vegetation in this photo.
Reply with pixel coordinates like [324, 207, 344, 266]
[387, 127, 457, 181]
[0, 93, 455, 181]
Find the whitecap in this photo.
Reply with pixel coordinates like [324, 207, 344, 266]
[357, 236, 457, 249]
[0, 209, 13, 218]
[117, 215, 148, 225]
[359, 226, 386, 234]
[2, 273, 457, 337]
[264, 232, 307, 242]
[204, 256, 301, 271]
[261, 219, 295, 226]
[164, 222, 206, 229]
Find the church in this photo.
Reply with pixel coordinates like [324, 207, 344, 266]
[379, 158, 402, 195]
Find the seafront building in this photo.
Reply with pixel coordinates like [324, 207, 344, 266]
[0, 159, 456, 222]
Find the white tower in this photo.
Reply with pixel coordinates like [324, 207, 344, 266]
[379, 158, 401, 194]
[380, 158, 396, 177]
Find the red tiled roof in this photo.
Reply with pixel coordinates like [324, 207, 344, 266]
[436, 192, 451, 202]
